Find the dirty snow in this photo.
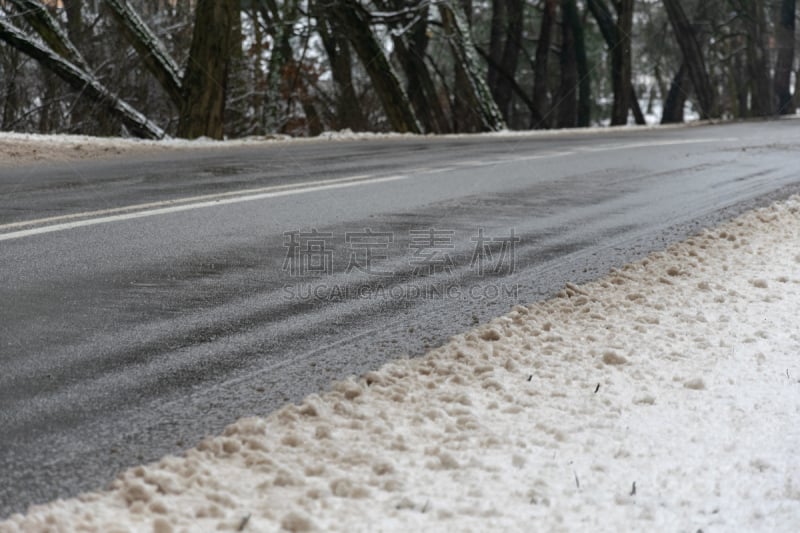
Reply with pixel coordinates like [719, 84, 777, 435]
[0, 131, 307, 166]
[2, 197, 800, 532]
[0, 131, 188, 166]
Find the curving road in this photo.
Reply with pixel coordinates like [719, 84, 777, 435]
[2, 120, 800, 516]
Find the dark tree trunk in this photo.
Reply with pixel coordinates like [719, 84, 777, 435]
[392, 35, 449, 133]
[63, 0, 83, 46]
[488, 0, 506, 97]
[630, 85, 646, 124]
[301, 100, 323, 136]
[260, 0, 299, 132]
[532, 0, 557, 128]
[741, 0, 772, 116]
[662, 0, 717, 119]
[377, 0, 449, 133]
[661, 62, 690, 123]
[439, 2, 506, 132]
[408, 4, 452, 132]
[588, 0, 640, 125]
[795, 65, 800, 114]
[38, 71, 58, 133]
[317, 19, 369, 131]
[498, 0, 524, 122]
[63, 0, 91, 130]
[327, 0, 421, 133]
[556, 0, 578, 128]
[611, 0, 633, 125]
[488, 0, 524, 122]
[178, 0, 237, 139]
[476, 43, 538, 117]
[733, 44, 749, 118]
[567, 0, 590, 127]
[2, 48, 20, 129]
[774, 0, 796, 114]
[452, 60, 484, 132]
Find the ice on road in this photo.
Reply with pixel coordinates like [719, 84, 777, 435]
[3, 197, 800, 532]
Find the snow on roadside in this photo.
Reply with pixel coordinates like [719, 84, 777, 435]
[0, 131, 186, 166]
[0, 131, 291, 166]
[0, 120, 705, 166]
[3, 198, 800, 532]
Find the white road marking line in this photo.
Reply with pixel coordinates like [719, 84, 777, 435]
[0, 173, 376, 231]
[512, 151, 575, 161]
[0, 136, 739, 241]
[422, 166, 458, 174]
[453, 160, 494, 167]
[0, 174, 408, 241]
[577, 138, 730, 152]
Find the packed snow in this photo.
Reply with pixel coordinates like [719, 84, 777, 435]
[2, 197, 800, 532]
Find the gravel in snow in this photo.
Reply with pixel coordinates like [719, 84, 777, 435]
[2, 197, 800, 532]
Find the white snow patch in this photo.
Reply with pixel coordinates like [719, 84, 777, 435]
[2, 197, 800, 532]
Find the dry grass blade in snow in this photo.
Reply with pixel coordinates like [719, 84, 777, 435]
[2, 197, 800, 532]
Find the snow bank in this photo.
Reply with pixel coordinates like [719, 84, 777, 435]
[0, 131, 187, 166]
[0, 131, 292, 166]
[3, 197, 800, 532]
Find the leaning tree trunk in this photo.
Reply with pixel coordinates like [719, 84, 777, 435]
[317, 19, 369, 131]
[327, 0, 421, 133]
[8, 0, 89, 70]
[103, 0, 184, 109]
[774, 0, 796, 114]
[392, 32, 449, 133]
[439, 1, 506, 132]
[0, 17, 164, 138]
[375, 0, 450, 133]
[178, 0, 237, 139]
[531, 0, 557, 128]
[662, 0, 716, 119]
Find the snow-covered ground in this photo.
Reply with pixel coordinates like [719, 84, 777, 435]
[2, 196, 800, 532]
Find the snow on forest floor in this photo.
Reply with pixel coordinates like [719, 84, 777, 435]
[3, 197, 800, 532]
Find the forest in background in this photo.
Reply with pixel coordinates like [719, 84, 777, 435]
[0, 0, 796, 140]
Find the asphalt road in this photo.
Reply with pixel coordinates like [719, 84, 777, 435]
[2, 120, 800, 517]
